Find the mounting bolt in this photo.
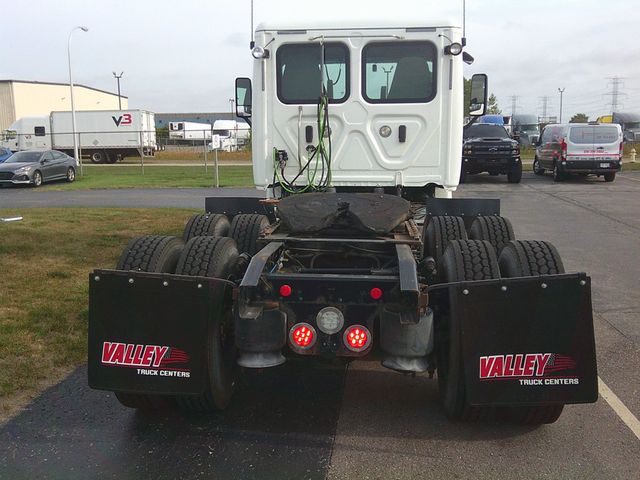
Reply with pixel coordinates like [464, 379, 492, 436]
[94, 275, 100, 282]
[197, 283, 203, 289]
[541, 283, 547, 289]
[462, 289, 469, 295]
[580, 280, 586, 286]
[501, 285, 507, 292]
[163, 281, 169, 287]
[128, 278, 134, 284]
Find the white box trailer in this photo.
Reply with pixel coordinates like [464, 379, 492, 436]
[212, 120, 251, 151]
[168, 121, 213, 141]
[0, 110, 156, 163]
[51, 110, 156, 163]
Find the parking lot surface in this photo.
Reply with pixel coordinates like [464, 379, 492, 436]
[1, 172, 639, 479]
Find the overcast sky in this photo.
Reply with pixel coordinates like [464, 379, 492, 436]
[2, 0, 638, 120]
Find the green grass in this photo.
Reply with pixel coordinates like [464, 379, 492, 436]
[37, 165, 254, 191]
[0, 208, 198, 419]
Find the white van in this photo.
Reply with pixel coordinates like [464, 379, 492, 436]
[533, 123, 623, 182]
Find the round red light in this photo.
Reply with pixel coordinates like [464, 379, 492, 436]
[344, 325, 371, 351]
[370, 287, 383, 300]
[290, 323, 315, 349]
[279, 284, 292, 297]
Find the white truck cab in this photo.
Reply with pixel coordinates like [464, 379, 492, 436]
[235, 21, 486, 197]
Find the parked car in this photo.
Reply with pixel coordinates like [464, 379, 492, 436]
[0, 146, 12, 163]
[533, 123, 622, 182]
[461, 123, 522, 183]
[0, 149, 76, 187]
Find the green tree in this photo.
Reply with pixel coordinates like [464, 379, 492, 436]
[569, 113, 589, 123]
[487, 94, 501, 114]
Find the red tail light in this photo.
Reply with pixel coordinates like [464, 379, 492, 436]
[279, 284, 292, 297]
[343, 325, 372, 352]
[369, 287, 383, 300]
[289, 323, 316, 350]
[560, 138, 567, 160]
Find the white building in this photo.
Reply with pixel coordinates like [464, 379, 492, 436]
[0, 79, 129, 130]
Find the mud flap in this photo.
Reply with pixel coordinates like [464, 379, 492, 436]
[443, 273, 598, 406]
[88, 269, 225, 396]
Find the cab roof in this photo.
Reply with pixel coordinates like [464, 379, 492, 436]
[256, 20, 459, 33]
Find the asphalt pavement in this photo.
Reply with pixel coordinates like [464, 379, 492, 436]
[1, 171, 639, 479]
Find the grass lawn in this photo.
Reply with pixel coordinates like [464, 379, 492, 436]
[36, 165, 254, 191]
[0, 208, 197, 420]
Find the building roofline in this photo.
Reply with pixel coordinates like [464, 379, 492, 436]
[0, 79, 128, 99]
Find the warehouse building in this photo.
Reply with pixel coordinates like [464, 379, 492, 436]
[0, 79, 128, 131]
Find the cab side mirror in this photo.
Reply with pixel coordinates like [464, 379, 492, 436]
[235, 77, 252, 119]
[469, 73, 487, 117]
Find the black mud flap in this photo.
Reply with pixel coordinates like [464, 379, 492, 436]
[88, 269, 225, 396]
[442, 273, 598, 406]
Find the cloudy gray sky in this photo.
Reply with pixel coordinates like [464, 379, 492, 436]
[2, 0, 638, 120]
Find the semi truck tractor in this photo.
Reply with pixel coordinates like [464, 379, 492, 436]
[0, 110, 156, 164]
[88, 21, 597, 424]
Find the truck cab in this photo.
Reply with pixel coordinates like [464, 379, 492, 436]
[235, 21, 474, 198]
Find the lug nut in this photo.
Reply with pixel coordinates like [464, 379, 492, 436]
[128, 278, 134, 284]
[462, 289, 469, 295]
[541, 283, 547, 289]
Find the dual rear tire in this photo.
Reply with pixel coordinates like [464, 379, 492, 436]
[433, 220, 567, 424]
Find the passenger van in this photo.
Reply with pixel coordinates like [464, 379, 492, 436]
[533, 123, 623, 182]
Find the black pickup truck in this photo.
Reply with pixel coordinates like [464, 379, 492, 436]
[461, 124, 522, 183]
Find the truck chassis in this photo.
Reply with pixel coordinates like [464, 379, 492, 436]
[88, 194, 597, 424]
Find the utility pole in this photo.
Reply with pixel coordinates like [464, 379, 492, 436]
[113, 71, 124, 110]
[558, 88, 565, 123]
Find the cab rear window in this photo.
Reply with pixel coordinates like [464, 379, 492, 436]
[569, 126, 619, 144]
[276, 43, 349, 104]
[362, 41, 437, 103]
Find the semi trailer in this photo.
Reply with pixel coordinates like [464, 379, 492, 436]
[0, 110, 157, 164]
[88, 21, 598, 424]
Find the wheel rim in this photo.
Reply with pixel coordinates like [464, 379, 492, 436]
[68, 168, 75, 181]
[34, 172, 42, 186]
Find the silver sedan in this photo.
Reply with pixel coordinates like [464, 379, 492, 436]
[0, 150, 77, 187]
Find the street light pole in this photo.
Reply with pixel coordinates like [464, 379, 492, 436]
[229, 98, 235, 152]
[112, 71, 124, 110]
[68, 26, 88, 171]
[558, 88, 565, 123]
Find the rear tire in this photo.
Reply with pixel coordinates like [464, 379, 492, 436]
[468, 216, 515, 254]
[229, 214, 269, 255]
[552, 163, 564, 182]
[507, 161, 522, 183]
[422, 216, 467, 268]
[437, 240, 501, 421]
[604, 172, 616, 182]
[174, 237, 239, 412]
[90, 151, 106, 164]
[498, 240, 566, 424]
[183, 213, 230, 242]
[114, 235, 184, 410]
